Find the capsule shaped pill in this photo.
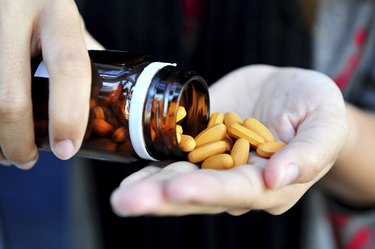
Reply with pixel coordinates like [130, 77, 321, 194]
[243, 117, 275, 142]
[90, 99, 97, 108]
[231, 138, 250, 166]
[201, 153, 234, 170]
[92, 119, 114, 136]
[179, 134, 196, 152]
[256, 141, 286, 158]
[93, 106, 105, 119]
[188, 140, 227, 163]
[222, 135, 234, 151]
[224, 112, 243, 127]
[194, 123, 227, 147]
[176, 106, 187, 123]
[112, 127, 127, 143]
[227, 123, 265, 147]
[176, 125, 183, 135]
[207, 112, 224, 128]
[176, 131, 182, 144]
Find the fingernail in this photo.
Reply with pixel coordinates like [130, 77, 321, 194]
[12, 153, 39, 170]
[0, 160, 12, 166]
[13, 160, 37, 170]
[52, 139, 75, 160]
[275, 164, 299, 189]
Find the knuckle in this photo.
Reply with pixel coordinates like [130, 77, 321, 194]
[5, 147, 37, 165]
[49, 51, 91, 79]
[0, 97, 30, 123]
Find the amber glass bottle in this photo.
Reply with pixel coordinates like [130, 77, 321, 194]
[32, 50, 210, 163]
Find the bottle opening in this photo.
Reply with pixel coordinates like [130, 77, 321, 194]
[143, 68, 210, 161]
[129, 62, 176, 161]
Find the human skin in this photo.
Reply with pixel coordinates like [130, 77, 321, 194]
[109, 65, 349, 216]
[2, 0, 369, 216]
[0, 0, 99, 168]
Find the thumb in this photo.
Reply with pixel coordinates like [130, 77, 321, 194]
[264, 104, 348, 189]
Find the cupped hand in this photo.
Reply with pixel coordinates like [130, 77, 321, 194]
[110, 65, 348, 216]
[0, 0, 103, 168]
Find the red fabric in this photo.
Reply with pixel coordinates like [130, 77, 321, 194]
[346, 227, 371, 249]
[330, 211, 374, 249]
[333, 28, 368, 91]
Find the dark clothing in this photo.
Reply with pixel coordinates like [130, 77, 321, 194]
[77, 0, 311, 248]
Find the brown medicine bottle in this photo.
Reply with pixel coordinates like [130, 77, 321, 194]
[32, 50, 210, 163]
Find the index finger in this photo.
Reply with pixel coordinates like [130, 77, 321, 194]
[38, 0, 91, 159]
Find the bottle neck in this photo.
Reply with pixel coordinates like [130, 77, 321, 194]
[143, 66, 210, 161]
[128, 62, 176, 161]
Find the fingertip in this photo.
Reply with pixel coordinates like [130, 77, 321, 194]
[13, 159, 38, 170]
[110, 189, 130, 216]
[12, 152, 39, 170]
[51, 139, 76, 160]
[264, 163, 299, 189]
[110, 182, 161, 216]
[0, 160, 12, 166]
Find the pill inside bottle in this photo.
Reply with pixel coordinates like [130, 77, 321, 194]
[31, 50, 210, 163]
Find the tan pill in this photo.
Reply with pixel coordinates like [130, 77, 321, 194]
[201, 153, 234, 170]
[179, 134, 196, 152]
[256, 141, 286, 158]
[176, 106, 187, 123]
[108, 116, 119, 128]
[188, 140, 227, 163]
[92, 119, 114, 136]
[231, 138, 250, 166]
[90, 99, 97, 108]
[222, 135, 234, 151]
[207, 112, 224, 128]
[227, 123, 265, 147]
[176, 125, 183, 135]
[93, 106, 105, 119]
[195, 123, 227, 147]
[112, 127, 127, 143]
[224, 112, 243, 127]
[176, 131, 182, 144]
[151, 127, 156, 141]
[243, 117, 275, 142]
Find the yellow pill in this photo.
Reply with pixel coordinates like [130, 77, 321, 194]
[222, 135, 234, 151]
[176, 106, 187, 123]
[201, 154, 234, 170]
[207, 112, 224, 128]
[227, 123, 265, 147]
[224, 112, 243, 127]
[179, 134, 196, 152]
[195, 123, 227, 147]
[188, 140, 227, 163]
[231, 138, 250, 166]
[176, 131, 182, 144]
[243, 117, 275, 142]
[256, 141, 286, 158]
[176, 125, 183, 135]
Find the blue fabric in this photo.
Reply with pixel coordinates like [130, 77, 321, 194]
[0, 151, 69, 249]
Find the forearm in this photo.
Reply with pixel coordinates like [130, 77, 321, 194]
[321, 103, 375, 206]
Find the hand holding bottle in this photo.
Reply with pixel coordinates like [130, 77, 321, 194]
[110, 65, 348, 216]
[0, 0, 102, 168]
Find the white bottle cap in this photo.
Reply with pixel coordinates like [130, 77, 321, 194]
[129, 62, 176, 161]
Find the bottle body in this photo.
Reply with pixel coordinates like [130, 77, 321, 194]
[32, 50, 209, 163]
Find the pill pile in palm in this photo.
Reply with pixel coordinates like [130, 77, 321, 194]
[176, 107, 286, 169]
